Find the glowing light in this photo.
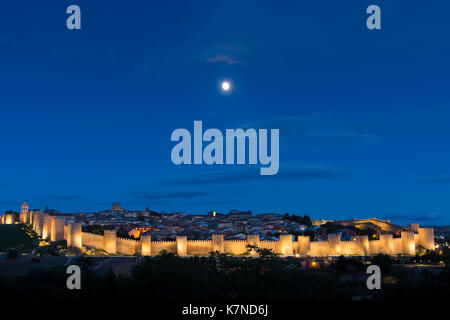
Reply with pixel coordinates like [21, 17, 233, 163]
[221, 81, 231, 91]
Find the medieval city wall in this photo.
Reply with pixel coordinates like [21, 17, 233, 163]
[82, 232, 104, 250]
[8, 218, 436, 257]
[368, 239, 380, 255]
[260, 240, 279, 252]
[187, 240, 213, 255]
[393, 238, 403, 255]
[417, 228, 435, 250]
[152, 240, 177, 255]
[309, 241, 331, 256]
[224, 240, 248, 255]
[117, 237, 140, 255]
[51, 217, 66, 242]
[340, 241, 358, 255]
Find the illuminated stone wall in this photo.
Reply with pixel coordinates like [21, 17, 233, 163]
[309, 241, 330, 256]
[379, 234, 394, 255]
[7, 213, 437, 257]
[15, 221, 433, 257]
[82, 232, 104, 250]
[140, 234, 152, 256]
[417, 228, 435, 250]
[2, 213, 15, 225]
[393, 238, 403, 255]
[117, 237, 139, 255]
[69, 223, 82, 249]
[297, 235, 311, 255]
[340, 241, 358, 255]
[260, 240, 279, 252]
[224, 240, 248, 255]
[152, 240, 177, 254]
[42, 215, 52, 240]
[212, 234, 224, 252]
[34, 212, 44, 237]
[279, 235, 293, 255]
[103, 230, 117, 254]
[187, 240, 213, 255]
[401, 231, 416, 255]
[368, 239, 380, 255]
[50, 217, 66, 242]
[355, 235, 369, 255]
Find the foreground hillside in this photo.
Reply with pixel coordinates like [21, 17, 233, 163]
[0, 225, 34, 251]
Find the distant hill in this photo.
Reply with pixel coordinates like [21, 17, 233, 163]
[430, 225, 450, 238]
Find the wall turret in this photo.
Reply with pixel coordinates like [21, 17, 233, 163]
[355, 235, 369, 256]
[297, 235, 310, 255]
[328, 234, 342, 255]
[50, 217, 65, 241]
[279, 234, 293, 255]
[401, 230, 415, 255]
[42, 215, 52, 240]
[103, 229, 117, 254]
[176, 236, 188, 256]
[140, 234, 152, 256]
[379, 234, 394, 255]
[417, 227, 435, 250]
[68, 223, 82, 249]
[212, 234, 224, 253]
[247, 234, 260, 256]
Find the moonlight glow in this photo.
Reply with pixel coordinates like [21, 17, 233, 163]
[221, 81, 231, 92]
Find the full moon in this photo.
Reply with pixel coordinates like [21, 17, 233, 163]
[221, 81, 231, 92]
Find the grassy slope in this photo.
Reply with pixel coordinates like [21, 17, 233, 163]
[0, 224, 32, 250]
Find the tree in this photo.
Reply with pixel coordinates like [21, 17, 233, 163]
[283, 214, 312, 226]
[83, 225, 104, 235]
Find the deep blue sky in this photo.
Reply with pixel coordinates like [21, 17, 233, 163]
[1, 1, 449, 225]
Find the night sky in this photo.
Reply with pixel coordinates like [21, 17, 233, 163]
[1, 1, 449, 225]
